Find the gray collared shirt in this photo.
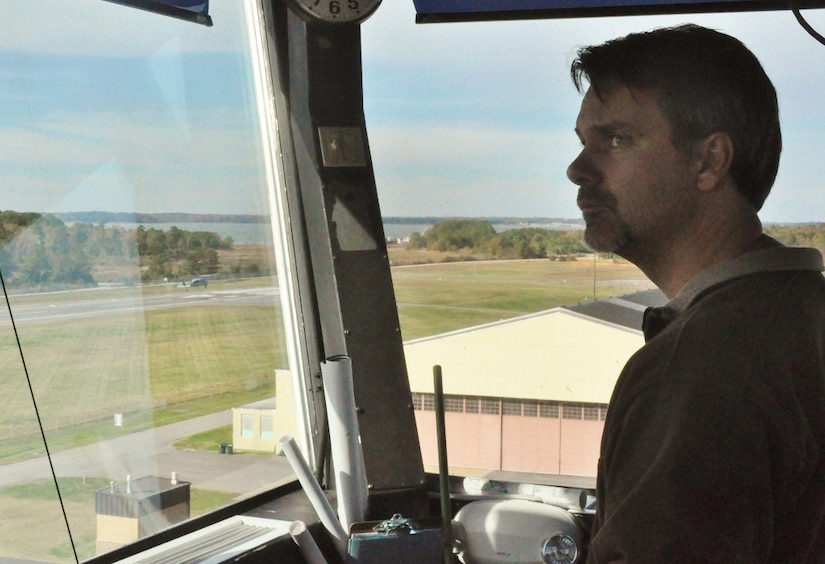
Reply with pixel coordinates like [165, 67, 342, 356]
[669, 242, 824, 313]
[642, 239, 824, 341]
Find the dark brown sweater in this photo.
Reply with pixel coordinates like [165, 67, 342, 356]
[588, 266, 825, 562]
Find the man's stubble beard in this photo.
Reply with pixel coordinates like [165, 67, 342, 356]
[582, 209, 634, 256]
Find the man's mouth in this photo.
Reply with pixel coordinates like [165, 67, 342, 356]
[576, 187, 614, 215]
[577, 199, 609, 214]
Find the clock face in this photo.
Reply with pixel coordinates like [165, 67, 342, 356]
[291, 0, 382, 24]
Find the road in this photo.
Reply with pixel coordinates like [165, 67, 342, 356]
[0, 410, 295, 494]
[0, 284, 280, 325]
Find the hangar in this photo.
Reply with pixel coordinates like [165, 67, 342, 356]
[405, 289, 667, 478]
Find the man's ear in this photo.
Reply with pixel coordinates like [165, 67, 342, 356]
[694, 132, 734, 193]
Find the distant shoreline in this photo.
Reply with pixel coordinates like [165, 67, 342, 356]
[52, 211, 269, 224]
[44, 211, 820, 229]
[52, 211, 586, 227]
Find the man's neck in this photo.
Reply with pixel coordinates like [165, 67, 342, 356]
[633, 214, 765, 299]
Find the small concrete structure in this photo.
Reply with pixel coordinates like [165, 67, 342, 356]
[232, 398, 277, 452]
[95, 474, 190, 554]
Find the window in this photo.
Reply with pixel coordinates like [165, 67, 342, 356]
[502, 400, 523, 416]
[464, 396, 480, 414]
[261, 416, 274, 439]
[363, 0, 825, 485]
[562, 404, 583, 420]
[443, 396, 464, 413]
[480, 399, 501, 415]
[0, 2, 295, 560]
[583, 406, 601, 421]
[3, 0, 824, 559]
[242, 415, 255, 439]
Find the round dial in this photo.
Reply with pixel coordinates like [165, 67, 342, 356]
[290, 0, 382, 24]
[542, 534, 579, 564]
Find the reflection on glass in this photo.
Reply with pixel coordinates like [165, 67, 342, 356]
[0, 2, 291, 561]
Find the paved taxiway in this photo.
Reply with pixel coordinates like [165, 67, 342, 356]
[0, 410, 295, 494]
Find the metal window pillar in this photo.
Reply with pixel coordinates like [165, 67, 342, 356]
[261, 0, 428, 519]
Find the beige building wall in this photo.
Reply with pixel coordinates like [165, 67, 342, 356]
[96, 503, 189, 554]
[274, 369, 297, 454]
[404, 309, 643, 404]
[231, 370, 297, 454]
[232, 401, 277, 452]
[96, 514, 139, 554]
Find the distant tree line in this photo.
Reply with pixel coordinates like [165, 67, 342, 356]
[407, 219, 590, 259]
[0, 212, 128, 288]
[409, 219, 825, 260]
[764, 223, 825, 250]
[136, 225, 233, 282]
[2, 212, 822, 289]
[0, 211, 239, 290]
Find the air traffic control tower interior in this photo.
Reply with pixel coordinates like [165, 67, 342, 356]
[3, 0, 825, 562]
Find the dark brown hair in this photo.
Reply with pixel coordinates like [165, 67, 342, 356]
[571, 24, 781, 211]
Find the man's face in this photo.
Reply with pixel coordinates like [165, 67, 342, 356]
[567, 84, 698, 260]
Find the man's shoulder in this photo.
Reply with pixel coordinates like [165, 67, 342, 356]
[691, 267, 825, 322]
[619, 269, 825, 393]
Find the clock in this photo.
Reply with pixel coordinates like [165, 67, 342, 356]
[289, 0, 382, 24]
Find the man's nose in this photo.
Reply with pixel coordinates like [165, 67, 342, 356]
[566, 150, 595, 187]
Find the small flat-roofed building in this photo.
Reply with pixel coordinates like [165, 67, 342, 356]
[233, 398, 277, 453]
[95, 474, 190, 554]
[231, 369, 297, 454]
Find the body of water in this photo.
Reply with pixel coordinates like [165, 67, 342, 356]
[106, 222, 274, 245]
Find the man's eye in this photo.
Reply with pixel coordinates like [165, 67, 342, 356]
[609, 135, 625, 147]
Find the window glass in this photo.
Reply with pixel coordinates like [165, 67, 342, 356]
[0, 2, 293, 560]
[362, 4, 825, 482]
[261, 415, 274, 439]
[242, 414, 255, 438]
[502, 400, 523, 417]
[464, 396, 480, 414]
[443, 396, 464, 413]
[539, 402, 560, 419]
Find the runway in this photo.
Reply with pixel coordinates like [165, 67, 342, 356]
[0, 283, 280, 326]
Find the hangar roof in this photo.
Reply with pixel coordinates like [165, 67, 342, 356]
[565, 288, 666, 331]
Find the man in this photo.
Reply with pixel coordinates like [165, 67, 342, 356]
[566, 25, 825, 562]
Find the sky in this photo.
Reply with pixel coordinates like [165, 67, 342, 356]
[1, 0, 825, 222]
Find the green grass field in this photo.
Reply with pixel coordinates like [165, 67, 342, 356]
[172, 424, 233, 451]
[0, 280, 285, 461]
[393, 258, 653, 340]
[0, 477, 236, 562]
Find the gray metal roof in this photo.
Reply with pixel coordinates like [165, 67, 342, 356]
[565, 289, 666, 331]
